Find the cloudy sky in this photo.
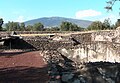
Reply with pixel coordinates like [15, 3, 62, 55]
[0, 0, 120, 23]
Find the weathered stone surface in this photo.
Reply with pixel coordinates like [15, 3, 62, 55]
[1, 31, 120, 82]
[62, 73, 74, 82]
[1, 30, 120, 62]
[44, 51, 120, 83]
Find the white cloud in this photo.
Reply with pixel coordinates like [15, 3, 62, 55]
[16, 16, 24, 22]
[75, 9, 102, 19]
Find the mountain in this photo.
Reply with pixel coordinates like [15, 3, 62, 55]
[24, 17, 92, 28]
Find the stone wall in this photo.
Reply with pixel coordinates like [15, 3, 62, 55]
[0, 32, 10, 37]
[57, 30, 120, 62]
[42, 50, 120, 83]
[22, 36, 73, 51]
[0, 30, 120, 62]
[91, 30, 120, 43]
[59, 41, 120, 62]
[1, 31, 120, 83]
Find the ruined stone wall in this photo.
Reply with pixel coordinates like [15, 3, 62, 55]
[91, 30, 120, 43]
[1, 31, 120, 82]
[22, 36, 73, 51]
[42, 50, 120, 83]
[0, 31, 11, 37]
[71, 33, 91, 43]
[59, 41, 120, 62]
[57, 30, 120, 62]
[13, 31, 81, 34]
[1, 30, 120, 62]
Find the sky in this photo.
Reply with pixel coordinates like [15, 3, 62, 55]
[0, 0, 120, 23]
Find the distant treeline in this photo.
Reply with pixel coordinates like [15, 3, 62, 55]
[0, 18, 120, 31]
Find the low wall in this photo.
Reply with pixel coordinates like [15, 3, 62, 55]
[1, 30, 120, 62]
[42, 50, 120, 83]
[91, 30, 120, 43]
[1, 30, 120, 83]
[59, 41, 120, 62]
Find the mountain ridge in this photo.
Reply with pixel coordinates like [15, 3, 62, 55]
[24, 17, 92, 28]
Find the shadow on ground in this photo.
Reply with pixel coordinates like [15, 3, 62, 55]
[4, 38, 36, 50]
[0, 50, 36, 57]
[0, 66, 49, 83]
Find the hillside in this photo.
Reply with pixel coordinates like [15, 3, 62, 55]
[24, 17, 92, 28]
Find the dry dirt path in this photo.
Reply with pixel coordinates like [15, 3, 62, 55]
[0, 50, 49, 83]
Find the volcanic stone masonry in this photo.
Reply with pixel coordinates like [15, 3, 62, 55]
[0, 30, 120, 62]
[1, 29, 120, 83]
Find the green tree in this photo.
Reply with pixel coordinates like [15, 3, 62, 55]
[26, 25, 33, 31]
[60, 21, 82, 31]
[115, 19, 120, 28]
[111, 24, 116, 29]
[102, 18, 111, 30]
[33, 22, 44, 31]
[87, 21, 103, 30]
[72, 24, 82, 31]
[14, 22, 20, 31]
[0, 18, 4, 31]
[20, 23, 26, 31]
[44, 27, 60, 31]
[60, 21, 69, 31]
[50, 27, 60, 31]
[5, 21, 20, 31]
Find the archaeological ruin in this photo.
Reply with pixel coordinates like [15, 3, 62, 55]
[0, 29, 120, 83]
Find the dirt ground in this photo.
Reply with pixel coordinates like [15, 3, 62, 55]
[0, 50, 49, 83]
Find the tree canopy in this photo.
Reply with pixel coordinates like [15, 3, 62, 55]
[20, 23, 26, 31]
[26, 25, 33, 31]
[102, 18, 111, 29]
[87, 21, 103, 30]
[5, 21, 20, 31]
[60, 21, 82, 31]
[5, 22, 44, 31]
[115, 19, 120, 27]
[32, 22, 44, 31]
[47, 27, 60, 31]
[0, 18, 4, 31]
